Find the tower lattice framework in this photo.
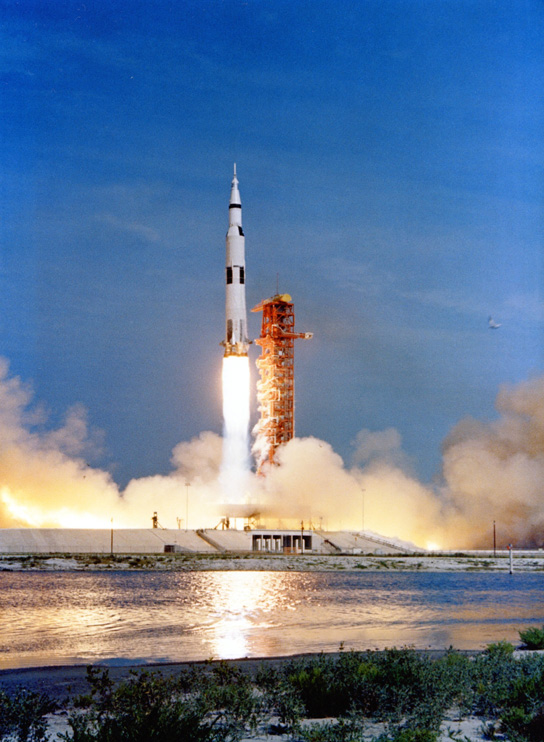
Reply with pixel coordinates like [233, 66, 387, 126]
[251, 294, 312, 472]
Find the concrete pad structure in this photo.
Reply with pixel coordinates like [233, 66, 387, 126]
[318, 531, 419, 555]
[0, 528, 419, 555]
[0, 529, 217, 554]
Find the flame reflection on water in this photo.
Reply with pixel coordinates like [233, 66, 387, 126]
[198, 571, 305, 659]
[1, 570, 544, 669]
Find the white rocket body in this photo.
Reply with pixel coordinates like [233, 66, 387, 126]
[223, 165, 250, 357]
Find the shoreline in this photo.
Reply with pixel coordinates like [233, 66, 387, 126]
[1, 551, 544, 572]
[0, 649, 482, 702]
[2, 646, 541, 704]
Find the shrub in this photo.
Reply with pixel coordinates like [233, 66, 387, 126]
[286, 656, 350, 718]
[501, 704, 544, 742]
[470, 641, 520, 716]
[434, 649, 473, 711]
[371, 649, 448, 732]
[255, 664, 304, 732]
[495, 655, 544, 741]
[282, 652, 381, 719]
[0, 687, 56, 742]
[300, 716, 365, 741]
[485, 640, 515, 656]
[59, 665, 260, 742]
[374, 730, 439, 742]
[519, 626, 544, 650]
[264, 649, 458, 734]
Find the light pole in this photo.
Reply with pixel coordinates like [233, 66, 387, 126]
[361, 488, 365, 532]
[185, 482, 190, 531]
[493, 520, 496, 558]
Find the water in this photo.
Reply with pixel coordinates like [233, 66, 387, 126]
[1, 571, 543, 669]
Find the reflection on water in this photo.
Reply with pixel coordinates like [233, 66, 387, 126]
[203, 572, 289, 659]
[1, 571, 543, 669]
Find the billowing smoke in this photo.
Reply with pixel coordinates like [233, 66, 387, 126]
[0, 356, 543, 549]
[438, 375, 544, 548]
[0, 359, 120, 527]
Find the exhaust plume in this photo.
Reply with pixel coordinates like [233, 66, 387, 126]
[219, 355, 251, 502]
[0, 356, 543, 549]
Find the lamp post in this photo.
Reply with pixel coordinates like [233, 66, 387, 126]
[493, 520, 496, 558]
[185, 482, 190, 531]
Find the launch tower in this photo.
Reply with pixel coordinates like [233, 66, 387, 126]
[251, 294, 312, 472]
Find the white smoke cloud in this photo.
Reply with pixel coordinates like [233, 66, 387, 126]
[0, 356, 543, 549]
[171, 431, 223, 484]
[257, 437, 360, 529]
[439, 375, 544, 548]
[352, 428, 413, 471]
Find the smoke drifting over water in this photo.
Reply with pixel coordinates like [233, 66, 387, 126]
[0, 356, 543, 549]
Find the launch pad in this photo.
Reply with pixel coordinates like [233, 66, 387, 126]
[0, 528, 419, 555]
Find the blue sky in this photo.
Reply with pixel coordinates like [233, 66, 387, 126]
[1, 0, 543, 487]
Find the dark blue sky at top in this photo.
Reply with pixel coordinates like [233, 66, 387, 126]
[1, 0, 542, 486]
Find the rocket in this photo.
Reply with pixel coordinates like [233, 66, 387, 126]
[222, 164, 250, 357]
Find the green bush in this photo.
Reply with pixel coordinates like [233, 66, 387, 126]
[286, 655, 352, 718]
[370, 649, 449, 732]
[470, 641, 520, 716]
[485, 640, 515, 656]
[0, 688, 56, 742]
[493, 655, 544, 741]
[501, 704, 544, 742]
[300, 716, 365, 741]
[282, 652, 381, 719]
[255, 664, 304, 732]
[519, 626, 544, 650]
[434, 649, 473, 713]
[59, 665, 260, 742]
[374, 731, 438, 742]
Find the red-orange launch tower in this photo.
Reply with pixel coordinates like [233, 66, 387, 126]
[251, 294, 312, 472]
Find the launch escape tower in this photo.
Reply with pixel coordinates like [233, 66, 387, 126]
[251, 294, 312, 473]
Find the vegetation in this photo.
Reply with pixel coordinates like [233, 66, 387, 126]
[519, 626, 544, 650]
[0, 688, 56, 741]
[3, 551, 544, 573]
[4, 645, 544, 741]
[51, 663, 259, 742]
